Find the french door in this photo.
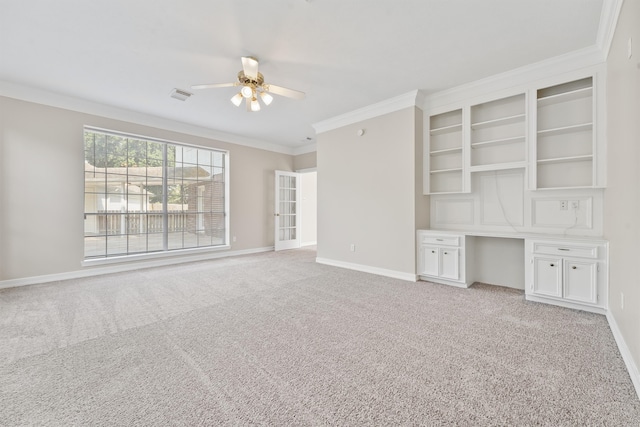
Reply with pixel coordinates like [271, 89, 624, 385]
[275, 170, 300, 251]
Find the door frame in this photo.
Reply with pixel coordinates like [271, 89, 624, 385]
[275, 170, 301, 251]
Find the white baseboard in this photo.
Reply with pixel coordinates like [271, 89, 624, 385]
[301, 241, 317, 247]
[607, 312, 640, 400]
[0, 246, 274, 290]
[315, 257, 417, 282]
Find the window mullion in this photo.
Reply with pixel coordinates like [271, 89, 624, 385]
[162, 143, 168, 251]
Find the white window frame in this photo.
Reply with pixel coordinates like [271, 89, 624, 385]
[82, 126, 230, 265]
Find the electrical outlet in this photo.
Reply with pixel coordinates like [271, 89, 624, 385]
[350, 244, 355, 252]
[571, 201, 579, 210]
[621, 292, 624, 310]
[560, 200, 568, 210]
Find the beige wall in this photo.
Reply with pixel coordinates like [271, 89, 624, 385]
[317, 107, 425, 275]
[300, 171, 317, 245]
[604, 0, 640, 385]
[0, 96, 293, 281]
[294, 151, 317, 171]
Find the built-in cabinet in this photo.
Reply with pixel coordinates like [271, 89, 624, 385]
[420, 70, 608, 314]
[417, 231, 473, 288]
[525, 238, 607, 313]
[417, 230, 608, 314]
[424, 74, 604, 195]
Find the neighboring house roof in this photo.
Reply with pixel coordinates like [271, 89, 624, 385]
[84, 161, 212, 183]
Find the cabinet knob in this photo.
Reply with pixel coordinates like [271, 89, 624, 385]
[550, 263, 555, 267]
[572, 266, 577, 270]
[444, 252, 448, 255]
[431, 250, 436, 254]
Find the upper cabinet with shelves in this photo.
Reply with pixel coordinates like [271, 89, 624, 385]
[470, 94, 526, 172]
[533, 77, 599, 190]
[423, 72, 605, 195]
[426, 109, 465, 194]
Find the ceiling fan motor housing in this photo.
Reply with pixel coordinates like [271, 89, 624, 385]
[238, 71, 265, 88]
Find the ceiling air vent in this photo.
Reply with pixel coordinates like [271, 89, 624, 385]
[170, 88, 192, 101]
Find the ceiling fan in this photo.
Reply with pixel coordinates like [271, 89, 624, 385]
[191, 57, 305, 112]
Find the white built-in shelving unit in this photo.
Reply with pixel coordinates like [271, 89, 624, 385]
[534, 77, 595, 189]
[424, 74, 603, 195]
[427, 109, 464, 194]
[470, 93, 526, 173]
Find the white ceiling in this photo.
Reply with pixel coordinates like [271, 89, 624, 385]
[0, 0, 605, 151]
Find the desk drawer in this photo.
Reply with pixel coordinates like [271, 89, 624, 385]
[420, 235, 460, 246]
[532, 243, 598, 259]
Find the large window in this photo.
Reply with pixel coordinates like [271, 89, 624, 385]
[84, 128, 228, 259]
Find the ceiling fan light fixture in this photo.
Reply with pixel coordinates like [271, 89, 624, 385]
[250, 97, 261, 112]
[230, 93, 243, 107]
[241, 85, 254, 98]
[260, 91, 274, 106]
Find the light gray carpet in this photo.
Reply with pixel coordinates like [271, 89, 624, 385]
[1, 247, 638, 426]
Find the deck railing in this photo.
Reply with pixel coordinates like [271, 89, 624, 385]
[98, 210, 188, 234]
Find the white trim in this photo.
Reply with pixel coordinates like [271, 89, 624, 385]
[418, 276, 470, 289]
[0, 80, 295, 155]
[525, 295, 607, 315]
[313, 90, 420, 134]
[0, 246, 274, 290]
[607, 312, 640, 400]
[422, 47, 604, 111]
[292, 143, 317, 156]
[315, 257, 417, 282]
[597, 0, 625, 60]
[296, 167, 317, 173]
[81, 244, 233, 267]
[301, 241, 317, 247]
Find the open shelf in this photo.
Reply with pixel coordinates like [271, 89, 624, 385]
[471, 114, 525, 130]
[469, 162, 527, 173]
[430, 123, 462, 135]
[430, 147, 462, 156]
[537, 122, 592, 137]
[471, 135, 525, 149]
[537, 86, 592, 107]
[536, 155, 593, 165]
[430, 168, 463, 175]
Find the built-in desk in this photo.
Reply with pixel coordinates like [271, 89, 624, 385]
[417, 230, 608, 314]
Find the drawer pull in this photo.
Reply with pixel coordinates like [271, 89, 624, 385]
[550, 263, 555, 267]
[558, 248, 570, 251]
[436, 238, 444, 241]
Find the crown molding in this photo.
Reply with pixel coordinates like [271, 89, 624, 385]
[597, 0, 625, 60]
[292, 143, 317, 156]
[312, 90, 420, 134]
[421, 46, 605, 111]
[0, 80, 296, 156]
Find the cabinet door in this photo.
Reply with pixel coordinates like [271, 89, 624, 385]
[419, 246, 440, 277]
[564, 260, 597, 304]
[533, 257, 562, 297]
[440, 248, 459, 280]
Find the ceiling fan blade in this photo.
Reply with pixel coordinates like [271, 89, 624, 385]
[191, 82, 236, 90]
[241, 56, 259, 79]
[265, 84, 305, 100]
